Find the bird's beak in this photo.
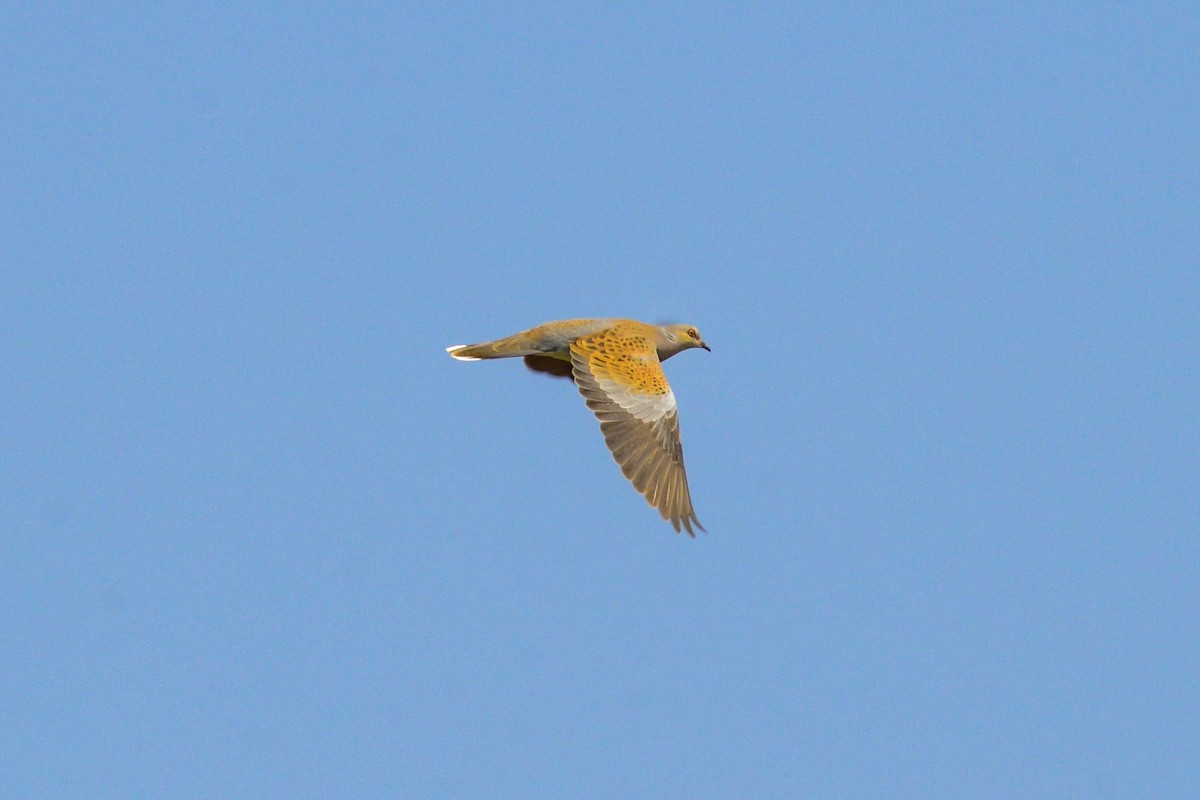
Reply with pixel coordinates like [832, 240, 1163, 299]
[700, 341, 711, 352]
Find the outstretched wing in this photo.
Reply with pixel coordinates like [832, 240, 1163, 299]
[570, 330, 703, 535]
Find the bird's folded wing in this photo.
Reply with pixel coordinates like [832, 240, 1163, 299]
[570, 332, 703, 535]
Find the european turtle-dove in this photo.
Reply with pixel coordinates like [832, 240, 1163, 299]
[446, 318, 710, 535]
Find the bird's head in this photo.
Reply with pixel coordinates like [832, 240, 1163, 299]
[656, 323, 710, 360]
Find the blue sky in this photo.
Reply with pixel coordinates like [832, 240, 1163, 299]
[2, 4, 1197, 798]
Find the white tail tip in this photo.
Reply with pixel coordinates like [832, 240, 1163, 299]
[446, 345, 481, 361]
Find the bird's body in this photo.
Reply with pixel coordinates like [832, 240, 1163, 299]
[447, 318, 710, 535]
[447, 318, 619, 361]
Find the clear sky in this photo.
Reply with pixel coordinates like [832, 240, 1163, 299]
[3, 4, 1197, 798]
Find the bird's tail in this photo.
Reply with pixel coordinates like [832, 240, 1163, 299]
[445, 343, 496, 361]
[445, 334, 542, 361]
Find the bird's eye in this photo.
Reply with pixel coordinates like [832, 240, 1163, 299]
[687, 328, 698, 339]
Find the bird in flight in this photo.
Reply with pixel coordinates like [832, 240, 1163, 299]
[446, 318, 710, 535]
